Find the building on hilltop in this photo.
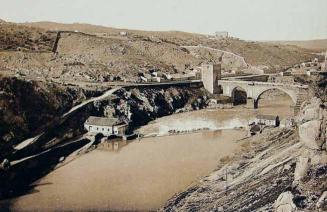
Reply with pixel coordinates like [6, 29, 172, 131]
[84, 116, 128, 136]
[215, 31, 229, 39]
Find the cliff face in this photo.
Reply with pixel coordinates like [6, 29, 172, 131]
[0, 77, 88, 159]
[99, 86, 208, 128]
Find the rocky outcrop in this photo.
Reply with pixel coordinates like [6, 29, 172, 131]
[297, 97, 326, 151]
[274, 191, 297, 212]
[94, 86, 208, 128]
[299, 120, 323, 150]
[316, 191, 327, 210]
[291, 94, 327, 210]
[0, 77, 91, 160]
[297, 97, 322, 123]
[293, 156, 309, 184]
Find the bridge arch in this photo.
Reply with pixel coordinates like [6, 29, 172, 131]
[228, 84, 248, 96]
[231, 86, 248, 105]
[253, 87, 297, 109]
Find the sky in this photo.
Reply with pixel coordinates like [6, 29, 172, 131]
[1, 0, 326, 41]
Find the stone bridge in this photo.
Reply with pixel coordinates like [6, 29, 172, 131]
[218, 80, 309, 111]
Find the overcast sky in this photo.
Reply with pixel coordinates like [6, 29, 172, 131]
[1, 0, 326, 41]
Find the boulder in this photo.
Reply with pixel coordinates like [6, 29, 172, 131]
[311, 152, 327, 165]
[316, 191, 327, 210]
[274, 191, 297, 212]
[297, 97, 322, 123]
[293, 156, 309, 184]
[299, 120, 323, 150]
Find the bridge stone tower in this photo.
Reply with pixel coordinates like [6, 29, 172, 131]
[201, 61, 222, 94]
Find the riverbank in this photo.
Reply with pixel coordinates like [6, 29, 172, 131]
[162, 127, 300, 211]
[162, 94, 327, 210]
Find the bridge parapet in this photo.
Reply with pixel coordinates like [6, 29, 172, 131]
[218, 80, 309, 112]
[218, 80, 309, 89]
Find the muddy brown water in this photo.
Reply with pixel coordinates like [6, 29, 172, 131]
[5, 95, 293, 211]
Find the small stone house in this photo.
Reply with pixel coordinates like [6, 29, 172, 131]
[84, 116, 128, 136]
[255, 115, 280, 127]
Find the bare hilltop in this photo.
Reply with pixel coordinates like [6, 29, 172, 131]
[0, 20, 318, 83]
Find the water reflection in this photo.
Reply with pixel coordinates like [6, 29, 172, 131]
[98, 138, 129, 152]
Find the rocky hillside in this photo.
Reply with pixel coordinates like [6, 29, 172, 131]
[0, 77, 90, 159]
[98, 85, 209, 128]
[270, 39, 327, 52]
[0, 21, 314, 83]
[0, 22, 56, 52]
[162, 76, 327, 211]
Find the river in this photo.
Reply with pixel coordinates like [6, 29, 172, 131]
[5, 93, 293, 211]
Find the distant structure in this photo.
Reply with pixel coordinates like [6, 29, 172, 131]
[268, 75, 294, 84]
[215, 31, 229, 39]
[255, 115, 280, 127]
[322, 51, 327, 71]
[201, 59, 222, 94]
[84, 116, 128, 136]
[119, 31, 128, 36]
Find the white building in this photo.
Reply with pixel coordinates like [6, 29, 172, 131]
[215, 31, 229, 38]
[119, 31, 127, 36]
[84, 116, 128, 136]
[255, 115, 280, 127]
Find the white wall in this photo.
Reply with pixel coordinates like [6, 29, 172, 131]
[84, 124, 118, 136]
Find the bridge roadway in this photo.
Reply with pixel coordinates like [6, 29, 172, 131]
[217, 79, 309, 109]
[54, 79, 202, 88]
[53, 75, 269, 89]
